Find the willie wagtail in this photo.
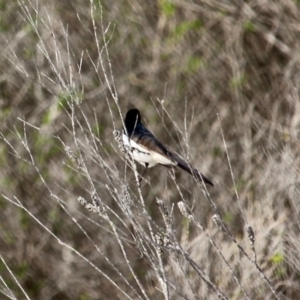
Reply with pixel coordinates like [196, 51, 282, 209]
[122, 108, 213, 186]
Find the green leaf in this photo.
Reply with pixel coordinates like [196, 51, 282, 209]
[185, 56, 205, 74]
[271, 252, 284, 264]
[159, 0, 176, 17]
[172, 20, 203, 40]
[230, 73, 247, 89]
[243, 20, 256, 32]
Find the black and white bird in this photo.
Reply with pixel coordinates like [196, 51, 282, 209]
[122, 108, 213, 186]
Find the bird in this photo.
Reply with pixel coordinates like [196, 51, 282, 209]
[122, 108, 213, 186]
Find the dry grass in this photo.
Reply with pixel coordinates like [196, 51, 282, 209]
[1, 0, 300, 299]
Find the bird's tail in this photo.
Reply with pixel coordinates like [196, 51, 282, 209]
[169, 152, 214, 186]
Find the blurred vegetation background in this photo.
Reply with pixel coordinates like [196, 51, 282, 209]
[1, 0, 300, 299]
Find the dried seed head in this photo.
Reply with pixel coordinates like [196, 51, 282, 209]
[156, 199, 173, 230]
[78, 196, 87, 206]
[177, 201, 194, 222]
[91, 190, 101, 207]
[113, 130, 128, 153]
[212, 214, 224, 231]
[65, 146, 81, 168]
[121, 183, 132, 206]
[155, 233, 164, 254]
[246, 225, 255, 246]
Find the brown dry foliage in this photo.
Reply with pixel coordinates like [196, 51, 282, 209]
[1, 0, 300, 299]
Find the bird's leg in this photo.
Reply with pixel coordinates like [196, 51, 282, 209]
[138, 164, 148, 185]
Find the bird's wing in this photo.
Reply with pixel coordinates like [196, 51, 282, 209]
[130, 124, 173, 159]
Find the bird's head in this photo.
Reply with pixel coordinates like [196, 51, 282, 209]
[124, 108, 141, 134]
